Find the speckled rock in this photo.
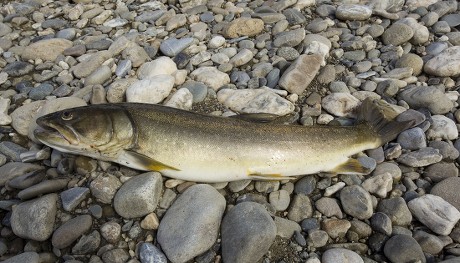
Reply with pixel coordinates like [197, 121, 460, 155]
[190, 67, 230, 91]
[424, 46, 460, 77]
[223, 18, 264, 38]
[279, 54, 323, 95]
[22, 38, 73, 61]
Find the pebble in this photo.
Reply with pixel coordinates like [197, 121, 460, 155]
[268, 190, 290, 211]
[217, 88, 294, 115]
[335, 4, 372, 21]
[397, 127, 426, 150]
[52, 215, 92, 249]
[322, 248, 364, 263]
[431, 177, 460, 212]
[274, 216, 301, 239]
[85, 65, 112, 85]
[3, 61, 34, 77]
[223, 18, 264, 38]
[160, 37, 194, 57]
[0, 162, 43, 187]
[2, 252, 39, 263]
[279, 54, 322, 95]
[100, 221, 121, 243]
[384, 235, 426, 263]
[158, 184, 225, 263]
[377, 197, 412, 226]
[190, 67, 230, 91]
[398, 85, 453, 114]
[315, 197, 343, 218]
[427, 115, 458, 140]
[17, 178, 69, 200]
[22, 38, 73, 61]
[321, 93, 360, 117]
[221, 202, 276, 263]
[181, 81, 208, 103]
[229, 49, 253, 66]
[90, 173, 122, 204]
[413, 230, 445, 255]
[340, 185, 373, 220]
[287, 194, 313, 222]
[126, 75, 175, 104]
[114, 172, 163, 218]
[397, 147, 443, 167]
[71, 50, 112, 78]
[382, 23, 414, 46]
[408, 194, 460, 235]
[71, 230, 101, 254]
[273, 28, 306, 47]
[424, 47, 460, 77]
[139, 243, 167, 263]
[362, 172, 393, 198]
[11, 194, 57, 241]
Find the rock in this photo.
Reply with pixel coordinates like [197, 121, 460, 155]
[164, 88, 193, 110]
[11, 194, 57, 241]
[2, 252, 39, 263]
[321, 93, 360, 117]
[84, 65, 112, 85]
[209, 35, 226, 48]
[408, 194, 460, 235]
[11, 100, 46, 137]
[181, 81, 208, 103]
[90, 173, 122, 204]
[230, 49, 254, 66]
[268, 190, 290, 211]
[102, 248, 129, 263]
[384, 235, 426, 263]
[160, 37, 194, 57]
[126, 75, 175, 104]
[139, 243, 167, 263]
[223, 18, 264, 38]
[395, 54, 424, 76]
[137, 57, 177, 79]
[397, 127, 426, 150]
[322, 248, 364, 263]
[114, 172, 163, 219]
[398, 85, 453, 114]
[427, 115, 458, 140]
[315, 197, 343, 218]
[52, 215, 92, 249]
[335, 4, 372, 21]
[22, 38, 73, 61]
[157, 184, 225, 263]
[397, 17, 430, 45]
[190, 67, 230, 91]
[107, 78, 137, 103]
[397, 147, 443, 167]
[431, 177, 460, 212]
[278, 54, 322, 95]
[377, 197, 412, 226]
[340, 185, 373, 220]
[413, 230, 445, 255]
[362, 172, 392, 198]
[274, 216, 301, 238]
[17, 178, 69, 200]
[287, 194, 313, 222]
[3, 61, 34, 77]
[382, 23, 414, 46]
[72, 230, 101, 254]
[221, 202, 276, 263]
[273, 28, 306, 47]
[100, 221, 121, 243]
[217, 88, 294, 115]
[370, 212, 392, 236]
[71, 50, 112, 78]
[60, 187, 90, 212]
[0, 162, 43, 187]
[424, 47, 460, 77]
[322, 218, 351, 239]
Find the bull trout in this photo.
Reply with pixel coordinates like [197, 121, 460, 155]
[34, 98, 413, 182]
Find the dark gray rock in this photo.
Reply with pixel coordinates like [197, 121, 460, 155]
[2, 252, 39, 263]
[377, 197, 412, 226]
[60, 187, 90, 212]
[383, 235, 426, 263]
[18, 178, 69, 200]
[221, 202, 276, 263]
[370, 212, 392, 236]
[139, 243, 167, 263]
[340, 185, 373, 220]
[52, 215, 92, 249]
[431, 177, 460, 211]
[72, 230, 101, 254]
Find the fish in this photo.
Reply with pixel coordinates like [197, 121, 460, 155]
[33, 98, 414, 182]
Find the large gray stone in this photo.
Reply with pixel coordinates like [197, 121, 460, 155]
[157, 184, 225, 263]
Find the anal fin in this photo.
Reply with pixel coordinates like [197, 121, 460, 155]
[123, 150, 180, 171]
[248, 172, 294, 181]
[330, 158, 373, 175]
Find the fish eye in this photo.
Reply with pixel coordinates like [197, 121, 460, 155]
[61, 111, 73, 121]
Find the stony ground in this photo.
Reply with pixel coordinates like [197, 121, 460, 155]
[0, 0, 460, 262]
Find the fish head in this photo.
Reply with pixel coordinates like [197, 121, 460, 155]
[34, 105, 135, 158]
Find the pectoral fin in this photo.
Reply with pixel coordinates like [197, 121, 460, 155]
[330, 158, 373, 175]
[123, 150, 180, 171]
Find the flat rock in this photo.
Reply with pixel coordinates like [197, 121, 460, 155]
[2, 252, 39, 263]
[11, 194, 57, 241]
[340, 185, 373, 220]
[137, 56, 177, 79]
[362, 172, 392, 198]
[22, 38, 73, 61]
[335, 4, 372, 21]
[114, 172, 163, 219]
[157, 184, 225, 263]
[398, 85, 453, 115]
[71, 50, 112, 78]
[221, 202, 276, 263]
[126, 75, 175, 104]
[321, 93, 360, 117]
[382, 23, 414, 46]
[427, 115, 458, 140]
[384, 235, 426, 263]
[395, 53, 424, 76]
[52, 215, 92, 249]
[223, 17, 264, 38]
[408, 194, 460, 235]
[217, 88, 294, 115]
[425, 46, 460, 77]
[160, 37, 194, 57]
[322, 248, 364, 263]
[431, 177, 460, 212]
[164, 88, 193, 110]
[190, 67, 229, 91]
[397, 147, 443, 167]
[61, 187, 90, 212]
[377, 197, 412, 226]
[139, 243, 167, 263]
[279, 54, 322, 95]
[287, 194, 313, 222]
[18, 178, 69, 200]
[0, 162, 43, 187]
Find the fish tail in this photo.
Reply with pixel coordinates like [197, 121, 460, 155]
[357, 98, 414, 144]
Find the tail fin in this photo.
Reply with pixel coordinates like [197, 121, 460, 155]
[357, 98, 415, 144]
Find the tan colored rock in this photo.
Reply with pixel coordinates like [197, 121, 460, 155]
[223, 18, 264, 38]
[424, 46, 460, 77]
[22, 39, 73, 61]
[71, 50, 112, 78]
[279, 54, 322, 95]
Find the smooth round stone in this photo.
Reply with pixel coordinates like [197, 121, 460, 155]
[277, 46, 299, 61]
[0, 22, 12, 37]
[139, 243, 167, 263]
[160, 37, 194, 57]
[315, 197, 343, 218]
[424, 162, 458, 183]
[84, 65, 111, 85]
[441, 14, 460, 27]
[52, 215, 92, 249]
[126, 75, 175, 104]
[397, 147, 443, 167]
[4, 61, 34, 77]
[71, 230, 101, 254]
[273, 28, 305, 47]
[209, 35, 226, 48]
[424, 46, 460, 77]
[366, 24, 385, 38]
[17, 178, 69, 200]
[395, 53, 423, 75]
[397, 85, 453, 115]
[181, 81, 208, 103]
[340, 185, 373, 220]
[426, 41, 449, 56]
[432, 21, 451, 33]
[322, 248, 364, 263]
[426, 115, 458, 140]
[102, 248, 129, 263]
[335, 4, 372, 21]
[2, 252, 39, 263]
[114, 172, 163, 219]
[287, 194, 313, 222]
[384, 235, 426, 263]
[431, 177, 460, 211]
[370, 212, 392, 236]
[377, 197, 412, 226]
[56, 28, 76, 40]
[268, 190, 290, 211]
[321, 93, 359, 117]
[382, 23, 414, 46]
[158, 184, 225, 263]
[294, 176, 316, 195]
[11, 194, 57, 241]
[413, 230, 444, 255]
[221, 202, 276, 263]
[211, 53, 230, 64]
[100, 221, 121, 243]
[397, 127, 426, 150]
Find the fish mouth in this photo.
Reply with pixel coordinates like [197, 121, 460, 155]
[34, 116, 79, 146]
